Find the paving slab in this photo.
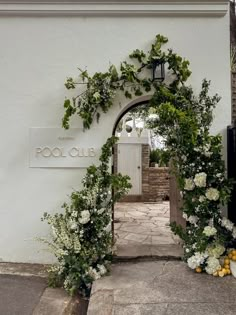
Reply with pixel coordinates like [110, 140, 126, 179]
[87, 261, 236, 315]
[0, 274, 47, 315]
[115, 202, 181, 258]
[0, 263, 82, 315]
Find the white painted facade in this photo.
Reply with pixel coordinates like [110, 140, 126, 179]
[0, 0, 231, 263]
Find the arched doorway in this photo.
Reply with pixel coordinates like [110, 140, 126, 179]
[112, 98, 185, 257]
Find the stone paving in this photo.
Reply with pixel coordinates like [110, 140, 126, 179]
[87, 261, 236, 315]
[114, 202, 182, 258]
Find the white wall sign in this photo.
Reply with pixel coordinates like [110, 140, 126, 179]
[29, 128, 101, 168]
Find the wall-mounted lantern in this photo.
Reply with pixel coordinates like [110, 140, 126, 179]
[152, 60, 165, 82]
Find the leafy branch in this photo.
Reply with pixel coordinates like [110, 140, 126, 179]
[62, 34, 191, 130]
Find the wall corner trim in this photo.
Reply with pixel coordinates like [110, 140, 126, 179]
[0, 1, 229, 17]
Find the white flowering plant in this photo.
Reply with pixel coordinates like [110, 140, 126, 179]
[150, 81, 235, 275]
[40, 137, 131, 296]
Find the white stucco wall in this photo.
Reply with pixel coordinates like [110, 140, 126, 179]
[0, 1, 231, 263]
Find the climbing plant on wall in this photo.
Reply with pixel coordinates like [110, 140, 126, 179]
[42, 34, 235, 297]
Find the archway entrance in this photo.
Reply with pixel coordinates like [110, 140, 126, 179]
[112, 99, 185, 257]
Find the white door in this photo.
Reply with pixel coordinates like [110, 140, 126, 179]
[117, 144, 142, 195]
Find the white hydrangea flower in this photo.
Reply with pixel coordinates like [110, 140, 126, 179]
[194, 172, 207, 188]
[69, 221, 78, 231]
[88, 267, 101, 280]
[204, 151, 213, 157]
[187, 252, 208, 269]
[184, 178, 195, 191]
[97, 264, 107, 275]
[221, 217, 234, 232]
[203, 226, 217, 237]
[79, 210, 90, 225]
[205, 188, 219, 201]
[182, 212, 188, 220]
[233, 227, 236, 239]
[205, 257, 221, 275]
[182, 213, 198, 225]
[199, 195, 206, 203]
[206, 243, 225, 258]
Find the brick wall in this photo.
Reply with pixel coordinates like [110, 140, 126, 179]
[143, 167, 170, 202]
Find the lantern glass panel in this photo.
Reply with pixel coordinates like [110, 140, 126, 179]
[153, 62, 165, 82]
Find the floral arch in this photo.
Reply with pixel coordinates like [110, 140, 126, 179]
[41, 35, 236, 296]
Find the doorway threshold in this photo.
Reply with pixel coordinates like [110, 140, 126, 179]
[114, 244, 183, 262]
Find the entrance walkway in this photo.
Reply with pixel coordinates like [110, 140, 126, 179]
[114, 202, 182, 258]
[88, 261, 236, 315]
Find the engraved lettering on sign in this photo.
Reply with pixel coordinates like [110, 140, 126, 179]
[69, 147, 78, 157]
[36, 147, 96, 158]
[89, 148, 96, 157]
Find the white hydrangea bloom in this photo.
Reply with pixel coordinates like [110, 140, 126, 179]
[184, 178, 195, 191]
[205, 188, 219, 201]
[182, 213, 198, 225]
[69, 221, 78, 231]
[182, 212, 188, 220]
[206, 244, 225, 258]
[205, 257, 221, 275]
[199, 195, 206, 203]
[194, 172, 207, 188]
[233, 227, 236, 239]
[203, 226, 217, 237]
[97, 264, 107, 275]
[88, 267, 101, 280]
[187, 252, 208, 269]
[79, 210, 90, 225]
[204, 151, 213, 158]
[221, 217, 234, 232]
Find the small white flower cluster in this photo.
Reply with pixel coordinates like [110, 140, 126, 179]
[97, 264, 107, 275]
[199, 195, 206, 203]
[88, 267, 101, 280]
[87, 264, 107, 280]
[194, 172, 207, 188]
[203, 226, 217, 237]
[205, 188, 219, 201]
[187, 252, 208, 269]
[182, 213, 199, 225]
[79, 210, 90, 225]
[220, 217, 234, 232]
[184, 178, 195, 191]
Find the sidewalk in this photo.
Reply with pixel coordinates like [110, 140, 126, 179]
[87, 260, 236, 315]
[0, 263, 86, 315]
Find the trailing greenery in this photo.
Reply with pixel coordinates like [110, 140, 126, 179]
[62, 35, 191, 130]
[42, 34, 236, 298]
[40, 137, 131, 296]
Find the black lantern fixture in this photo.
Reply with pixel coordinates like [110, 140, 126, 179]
[152, 59, 165, 82]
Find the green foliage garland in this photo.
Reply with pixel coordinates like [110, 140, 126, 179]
[62, 35, 191, 130]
